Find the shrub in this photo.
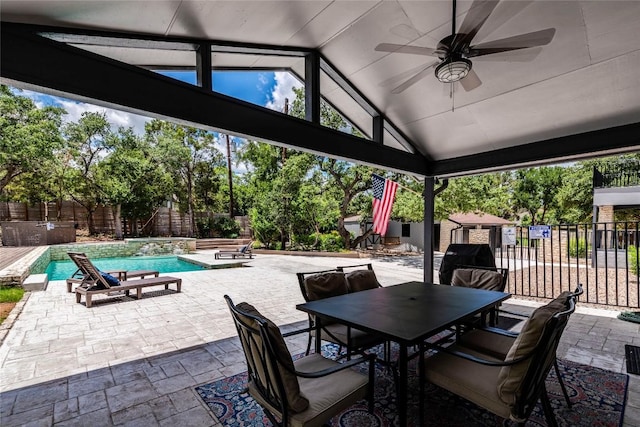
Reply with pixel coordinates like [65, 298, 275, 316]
[630, 245, 639, 276]
[568, 238, 588, 258]
[317, 231, 344, 252]
[211, 217, 241, 238]
[196, 217, 215, 238]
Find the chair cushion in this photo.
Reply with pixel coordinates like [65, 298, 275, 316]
[304, 272, 348, 301]
[424, 345, 511, 420]
[236, 302, 310, 413]
[451, 268, 503, 291]
[290, 354, 369, 427]
[345, 270, 380, 293]
[496, 297, 568, 406]
[459, 329, 515, 359]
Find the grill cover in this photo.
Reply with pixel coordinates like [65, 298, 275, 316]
[439, 244, 496, 285]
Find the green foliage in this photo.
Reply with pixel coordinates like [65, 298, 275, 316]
[0, 85, 65, 193]
[0, 286, 24, 303]
[249, 206, 280, 248]
[629, 246, 638, 276]
[568, 238, 588, 258]
[513, 166, 563, 225]
[197, 216, 241, 238]
[212, 217, 241, 238]
[435, 173, 514, 221]
[315, 231, 344, 252]
[145, 119, 223, 237]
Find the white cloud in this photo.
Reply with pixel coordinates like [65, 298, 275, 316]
[56, 99, 150, 135]
[265, 72, 303, 112]
[17, 88, 150, 135]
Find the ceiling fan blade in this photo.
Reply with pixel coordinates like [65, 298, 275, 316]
[460, 69, 482, 91]
[375, 43, 437, 56]
[473, 1, 534, 42]
[380, 62, 437, 88]
[453, 0, 500, 50]
[391, 62, 438, 94]
[469, 28, 556, 56]
[472, 46, 542, 62]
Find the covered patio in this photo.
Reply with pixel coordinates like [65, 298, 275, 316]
[0, 254, 637, 426]
[1, 1, 640, 425]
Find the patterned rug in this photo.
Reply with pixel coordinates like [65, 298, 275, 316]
[196, 345, 628, 426]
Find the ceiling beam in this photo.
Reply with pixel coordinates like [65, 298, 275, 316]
[430, 122, 640, 177]
[1, 25, 429, 176]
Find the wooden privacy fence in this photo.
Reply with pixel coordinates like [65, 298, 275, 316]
[0, 201, 251, 238]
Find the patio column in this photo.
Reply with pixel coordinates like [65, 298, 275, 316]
[305, 51, 320, 124]
[196, 43, 212, 91]
[423, 177, 435, 283]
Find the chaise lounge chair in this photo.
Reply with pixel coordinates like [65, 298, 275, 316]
[214, 241, 254, 259]
[66, 252, 159, 292]
[70, 253, 181, 308]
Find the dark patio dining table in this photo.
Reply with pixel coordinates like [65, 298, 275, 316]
[296, 281, 511, 426]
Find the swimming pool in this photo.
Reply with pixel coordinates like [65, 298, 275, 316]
[45, 255, 204, 281]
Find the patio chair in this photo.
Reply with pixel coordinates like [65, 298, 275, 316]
[457, 284, 583, 408]
[422, 286, 580, 427]
[451, 265, 509, 326]
[224, 295, 374, 427]
[70, 253, 181, 308]
[296, 269, 386, 358]
[214, 241, 254, 259]
[66, 252, 159, 293]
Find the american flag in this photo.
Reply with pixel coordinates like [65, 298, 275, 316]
[372, 174, 398, 236]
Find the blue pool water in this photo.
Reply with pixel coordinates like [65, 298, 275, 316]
[45, 255, 204, 280]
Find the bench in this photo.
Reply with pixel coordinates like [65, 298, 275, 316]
[75, 276, 182, 308]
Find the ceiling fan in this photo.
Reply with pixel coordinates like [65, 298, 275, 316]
[375, 0, 556, 94]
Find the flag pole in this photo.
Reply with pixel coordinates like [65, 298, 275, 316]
[395, 181, 423, 198]
[372, 173, 423, 198]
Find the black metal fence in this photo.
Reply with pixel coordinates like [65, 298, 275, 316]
[593, 165, 640, 188]
[488, 221, 639, 309]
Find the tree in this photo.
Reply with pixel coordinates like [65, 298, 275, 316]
[433, 173, 514, 221]
[557, 154, 640, 223]
[290, 86, 377, 249]
[145, 120, 220, 237]
[63, 111, 112, 234]
[0, 85, 65, 193]
[95, 127, 171, 239]
[319, 159, 373, 248]
[513, 166, 563, 225]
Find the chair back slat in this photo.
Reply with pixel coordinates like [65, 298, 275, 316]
[510, 286, 581, 420]
[225, 296, 289, 419]
[68, 253, 111, 289]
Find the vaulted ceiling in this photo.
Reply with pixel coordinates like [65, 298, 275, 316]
[2, 1, 639, 177]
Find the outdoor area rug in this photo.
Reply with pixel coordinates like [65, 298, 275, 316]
[195, 345, 629, 427]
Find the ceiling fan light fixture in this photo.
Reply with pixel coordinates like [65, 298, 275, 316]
[435, 57, 472, 83]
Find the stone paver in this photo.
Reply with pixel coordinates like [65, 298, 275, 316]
[0, 252, 638, 426]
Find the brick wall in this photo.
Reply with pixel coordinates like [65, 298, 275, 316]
[468, 228, 490, 245]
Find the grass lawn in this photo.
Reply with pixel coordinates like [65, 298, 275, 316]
[0, 287, 24, 324]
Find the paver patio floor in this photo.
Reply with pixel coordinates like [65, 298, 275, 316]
[0, 253, 638, 426]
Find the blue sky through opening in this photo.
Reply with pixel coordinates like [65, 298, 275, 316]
[160, 71, 277, 107]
